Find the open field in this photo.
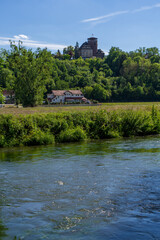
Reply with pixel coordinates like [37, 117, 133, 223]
[0, 102, 160, 115]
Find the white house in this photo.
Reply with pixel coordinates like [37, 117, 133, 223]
[47, 90, 90, 104]
[2, 90, 15, 104]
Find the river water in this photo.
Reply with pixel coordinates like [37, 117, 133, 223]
[0, 137, 160, 240]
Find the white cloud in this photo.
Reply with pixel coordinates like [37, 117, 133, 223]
[21, 41, 67, 50]
[133, 3, 160, 13]
[14, 34, 29, 40]
[90, 18, 112, 27]
[104, 50, 109, 56]
[0, 35, 67, 51]
[82, 3, 160, 24]
[82, 10, 129, 23]
[155, 3, 160, 7]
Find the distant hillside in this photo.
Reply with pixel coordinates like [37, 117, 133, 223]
[0, 42, 160, 106]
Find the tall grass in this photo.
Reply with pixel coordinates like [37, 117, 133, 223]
[0, 106, 159, 147]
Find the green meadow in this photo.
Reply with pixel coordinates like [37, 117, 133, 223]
[0, 102, 160, 115]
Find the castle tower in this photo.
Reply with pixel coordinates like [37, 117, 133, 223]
[87, 37, 98, 56]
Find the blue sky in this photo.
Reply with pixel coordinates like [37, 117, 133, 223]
[0, 0, 160, 54]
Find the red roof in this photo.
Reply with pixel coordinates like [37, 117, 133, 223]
[3, 90, 15, 96]
[51, 90, 83, 96]
[51, 90, 65, 96]
[66, 90, 82, 95]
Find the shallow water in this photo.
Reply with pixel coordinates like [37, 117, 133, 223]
[0, 137, 160, 239]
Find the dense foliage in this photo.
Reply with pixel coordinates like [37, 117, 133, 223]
[1, 42, 160, 106]
[0, 107, 160, 147]
[0, 87, 4, 104]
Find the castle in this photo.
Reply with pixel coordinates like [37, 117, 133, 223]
[79, 36, 104, 59]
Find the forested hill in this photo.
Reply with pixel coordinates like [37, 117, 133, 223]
[0, 42, 160, 106]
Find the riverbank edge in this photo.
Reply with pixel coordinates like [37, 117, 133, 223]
[0, 107, 159, 147]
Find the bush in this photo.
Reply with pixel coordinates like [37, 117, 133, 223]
[23, 129, 55, 146]
[0, 108, 160, 148]
[0, 135, 5, 147]
[58, 127, 87, 143]
[120, 110, 156, 137]
[88, 110, 120, 139]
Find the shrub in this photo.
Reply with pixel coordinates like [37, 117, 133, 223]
[58, 127, 87, 143]
[89, 110, 116, 139]
[0, 135, 5, 147]
[120, 111, 143, 137]
[119, 110, 157, 137]
[0, 108, 160, 148]
[23, 129, 55, 146]
[50, 118, 69, 136]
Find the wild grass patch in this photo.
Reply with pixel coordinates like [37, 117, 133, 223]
[0, 106, 160, 147]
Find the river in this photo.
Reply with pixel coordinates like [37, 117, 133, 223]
[0, 136, 160, 239]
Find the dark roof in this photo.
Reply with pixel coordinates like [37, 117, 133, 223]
[80, 42, 92, 50]
[88, 37, 97, 40]
[97, 49, 104, 53]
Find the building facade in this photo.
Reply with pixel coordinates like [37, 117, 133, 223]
[79, 37, 104, 59]
[47, 90, 90, 104]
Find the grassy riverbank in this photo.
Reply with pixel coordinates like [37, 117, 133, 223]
[0, 106, 160, 147]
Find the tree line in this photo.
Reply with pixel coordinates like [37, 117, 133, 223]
[0, 41, 160, 106]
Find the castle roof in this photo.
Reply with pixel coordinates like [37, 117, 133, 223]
[80, 42, 92, 50]
[88, 37, 97, 40]
[97, 49, 104, 53]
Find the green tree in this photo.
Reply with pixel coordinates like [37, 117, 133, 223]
[83, 86, 93, 99]
[92, 84, 110, 102]
[0, 68, 15, 89]
[55, 49, 62, 59]
[0, 87, 4, 104]
[122, 82, 133, 101]
[105, 47, 128, 76]
[55, 80, 69, 89]
[63, 46, 75, 58]
[132, 86, 144, 101]
[74, 42, 80, 59]
[146, 47, 159, 58]
[8, 42, 53, 107]
[149, 63, 160, 90]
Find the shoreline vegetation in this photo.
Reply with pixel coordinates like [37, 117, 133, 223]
[0, 105, 160, 148]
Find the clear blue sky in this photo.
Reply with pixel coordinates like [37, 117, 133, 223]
[0, 0, 160, 54]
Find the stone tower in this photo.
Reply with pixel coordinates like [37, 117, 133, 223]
[79, 36, 104, 59]
[87, 37, 98, 56]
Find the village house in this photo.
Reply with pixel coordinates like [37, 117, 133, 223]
[47, 90, 90, 104]
[2, 90, 15, 104]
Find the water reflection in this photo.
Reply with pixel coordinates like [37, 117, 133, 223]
[1, 136, 160, 162]
[0, 188, 8, 239]
[0, 221, 8, 240]
[0, 136, 160, 239]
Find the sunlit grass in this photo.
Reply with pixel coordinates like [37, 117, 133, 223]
[0, 102, 160, 115]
